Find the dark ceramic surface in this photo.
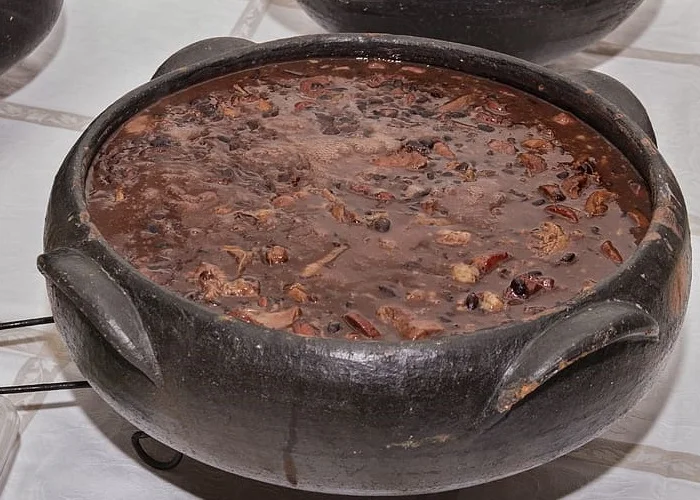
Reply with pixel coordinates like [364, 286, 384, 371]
[0, 0, 63, 75]
[296, 0, 645, 63]
[38, 34, 690, 495]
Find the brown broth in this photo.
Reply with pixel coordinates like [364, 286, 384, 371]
[87, 58, 652, 340]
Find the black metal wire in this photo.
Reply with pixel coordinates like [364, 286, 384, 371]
[0, 318, 89, 394]
[131, 431, 184, 470]
[0, 381, 91, 394]
[0, 316, 54, 331]
[0, 315, 182, 471]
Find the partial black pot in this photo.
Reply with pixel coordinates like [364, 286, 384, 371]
[37, 35, 690, 496]
[296, 0, 645, 63]
[0, 0, 63, 75]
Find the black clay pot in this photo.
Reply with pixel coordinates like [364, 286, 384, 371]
[296, 0, 645, 63]
[0, 0, 63, 75]
[38, 35, 690, 495]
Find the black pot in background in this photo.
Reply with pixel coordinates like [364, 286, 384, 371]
[296, 0, 645, 63]
[0, 0, 63, 75]
[37, 35, 690, 495]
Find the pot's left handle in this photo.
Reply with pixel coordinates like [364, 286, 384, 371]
[37, 247, 163, 387]
[152, 37, 256, 79]
[491, 301, 659, 414]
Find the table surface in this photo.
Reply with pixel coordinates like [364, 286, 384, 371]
[1, 1, 699, 498]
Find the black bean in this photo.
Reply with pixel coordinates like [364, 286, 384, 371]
[327, 322, 342, 334]
[402, 261, 421, 270]
[427, 171, 436, 180]
[556, 171, 570, 179]
[410, 188, 432, 199]
[560, 252, 577, 264]
[378, 284, 398, 297]
[419, 136, 438, 148]
[147, 223, 159, 234]
[404, 140, 431, 155]
[372, 217, 392, 232]
[576, 160, 595, 175]
[322, 125, 340, 135]
[149, 136, 172, 147]
[464, 293, 480, 310]
[195, 102, 218, 117]
[219, 167, 234, 178]
[532, 199, 546, 206]
[478, 124, 496, 132]
[509, 277, 529, 298]
[591, 226, 601, 235]
[415, 108, 436, 118]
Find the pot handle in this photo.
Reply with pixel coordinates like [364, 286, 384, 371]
[561, 69, 657, 145]
[37, 247, 163, 387]
[152, 36, 256, 79]
[491, 301, 659, 414]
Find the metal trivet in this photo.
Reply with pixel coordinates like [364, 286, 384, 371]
[0, 316, 183, 470]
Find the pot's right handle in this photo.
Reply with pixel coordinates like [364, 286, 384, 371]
[561, 70, 657, 145]
[152, 37, 256, 79]
[37, 247, 163, 387]
[490, 301, 659, 415]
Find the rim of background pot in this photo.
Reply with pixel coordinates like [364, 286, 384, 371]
[54, 33, 686, 352]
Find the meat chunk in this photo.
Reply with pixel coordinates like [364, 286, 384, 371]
[435, 230, 472, 247]
[376, 306, 444, 340]
[192, 263, 260, 301]
[372, 149, 428, 170]
[518, 153, 547, 175]
[585, 190, 617, 216]
[528, 222, 569, 256]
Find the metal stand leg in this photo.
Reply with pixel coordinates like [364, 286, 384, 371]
[131, 431, 184, 470]
[1, 316, 184, 472]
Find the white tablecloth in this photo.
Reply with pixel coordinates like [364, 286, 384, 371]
[1, 1, 699, 498]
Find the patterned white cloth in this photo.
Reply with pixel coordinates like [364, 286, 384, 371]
[1, 0, 699, 498]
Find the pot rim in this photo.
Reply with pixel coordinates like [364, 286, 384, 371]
[54, 33, 688, 348]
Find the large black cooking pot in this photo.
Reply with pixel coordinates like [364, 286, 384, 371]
[37, 35, 690, 496]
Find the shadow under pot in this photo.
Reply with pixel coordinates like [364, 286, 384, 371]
[37, 35, 690, 496]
